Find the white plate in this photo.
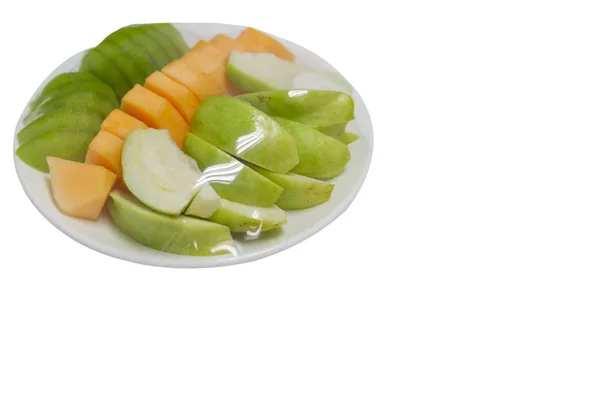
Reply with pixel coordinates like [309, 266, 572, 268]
[13, 23, 373, 268]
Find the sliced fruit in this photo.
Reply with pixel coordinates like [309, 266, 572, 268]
[227, 51, 352, 94]
[127, 24, 172, 68]
[184, 182, 221, 218]
[183, 133, 282, 206]
[121, 128, 202, 215]
[273, 117, 350, 179]
[210, 34, 246, 54]
[102, 26, 159, 74]
[30, 72, 110, 108]
[144, 24, 182, 61]
[25, 90, 118, 125]
[190, 96, 298, 173]
[236, 89, 354, 129]
[191, 40, 228, 63]
[180, 50, 222, 73]
[47, 156, 117, 220]
[121, 84, 188, 147]
[85, 129, 124, 177]
[17, 108, 103, 144]
[100, 109, 148, 140]
[144, 71, 200, 123]
[209, 199, 286, 232]
[80, 47, 132, 99]
[154, 24, 189, 55]
[162, 60, 225, 101]
[340, 132, 360, 144]
[236, 27, 295, 61]
[249, 165, 335, 210]
[317, 123, 346, 139]
[107, 191, 234, 256]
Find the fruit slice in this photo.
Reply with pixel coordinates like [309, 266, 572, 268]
[144, 71, 200, 123]
[180, 50, 222, 72]
[236, 90, 354, 129]
[236, 27, 295, 61]
[80, 47, 132, 99]
[273, 117, 350, 179]
[154, 24, 189, 56]
[127, 24, 172, 68]
[184, 182, 221, 219]
[162, 60, 225, 101]
[17, 108, 104, 144]
[25, 90, 118, 125]
[227, 51, 352, 94]
[340, 132, 360, 144]
[191, 96, 298, 173]
[121, 128, 203, 215]
[100, 109, 148, 140]
[210, 34, 247, 55]
[121, 84, 188, 147]
[183, 133, 282, 206]
[85, 129, 124, 177]
[29, 72, 111, 108]
[107, 191, 234, 256]
[209, 199, 287, 232]
[191, 40, 228, 63]
[144, 24, 182, 61]
[317, 123, 346, 139]
[249, 165, 335, 210]
[47, 156, 117, 220]
[102, 26, 159, 75]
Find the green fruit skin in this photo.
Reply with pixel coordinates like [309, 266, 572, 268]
[340, 132, 360, 145]
[317, 123, 346, 139]
[25, 90, 117, 125]
[143, 24, 182, 62]
[29, 80, 117, 114]
[150, 23, 188, 59]
[124, 25, 172, 69]
[191, 96, 299, 174]
[226, 62, 278, 93]
[80, 47, 132, 99]
[100, 29, 156, 86]
[249, 165, 335, 210]
[183, 133, 283, 207]
[108, 191, 235, 256]
[209, 200, 287, 233]
[29, 72, 103, 108]
[236, 90, 355, 128]
[273, 117, 350, 180]
[17, 109, 104, 145]
[16, 130, 96, 172]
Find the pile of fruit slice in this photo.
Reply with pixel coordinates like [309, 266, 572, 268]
[16, 25, 361, 257]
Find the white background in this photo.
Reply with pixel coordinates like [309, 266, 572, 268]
[2, 1, 600, 398]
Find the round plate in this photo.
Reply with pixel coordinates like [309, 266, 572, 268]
[13, 22, 373, 268]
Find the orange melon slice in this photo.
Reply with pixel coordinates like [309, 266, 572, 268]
[236, 27, 295, 61]
[180, 50, 221, 73]
[211, 34, 247, 54]
[162, 61, 226, 102]
[100, 109, 148, 140]
[209, 66, 241, 95]
[85, 129, 124, 177]
[121, 84, 189, 147]
[191, 40, 228, 63]
[145, 71, 200, 123]
[47, 156, 117, 220]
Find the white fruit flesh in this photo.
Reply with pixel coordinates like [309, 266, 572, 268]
[209, 199, 287, 233]
[185, 179, 221, 218]
[122, 128, 204, 215]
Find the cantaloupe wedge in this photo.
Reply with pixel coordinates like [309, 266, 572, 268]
[210, 34, 247, 54]
[236, 28, 295, 61]
[162, 60, 226, 102]
[144, 71, 200, 123]
[180, 50, 222, 73]
[100, 109, 148, 140]
[47, 156, 117, 220]
[121, 84, 189, 147]
[191, 40, 228, 63]
[85, 129, 124, 177]
[208, 66, 239, 95]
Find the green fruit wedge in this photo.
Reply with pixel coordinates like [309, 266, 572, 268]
[183, 133, 283, 207]
[191, 96, 299, 174]
[144, 24, 182, 62]
[17, 108, 104, 144]
[249, 165, 335, 210]
[124, 24, 172, 69]
[184, 182, 221, 219]
[317, 123, 346, 139]
[273, 117, 350, 179]
[154, 24, 189, 55]
[107, 191, 234, 256]
[122, 129, 204, 215]
[16, 130, 96, 172]
[80, 47, 132, 99]
[209, 199, 287, 233]
[340, 132, 360, 144]
[227, 51, 352, 94]
[98, 34, 153, 87]
[236, 90, 354, 130]
[25, 90, 117, 125]
[29, 72, 106, 108]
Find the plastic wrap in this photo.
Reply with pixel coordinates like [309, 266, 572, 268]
[13, 23, 373, 268]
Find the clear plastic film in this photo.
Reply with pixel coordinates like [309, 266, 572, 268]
[13, 23, 371, 267]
